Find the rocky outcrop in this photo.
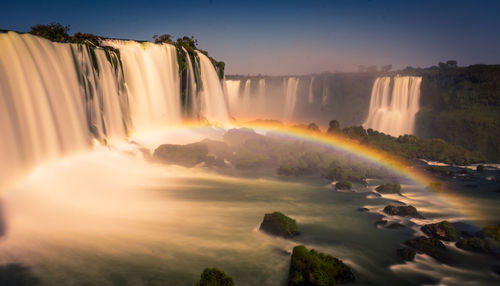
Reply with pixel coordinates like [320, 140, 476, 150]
[260, 212, 299, 238]
[404, 236, 449, 263]
[383, 205, 424, 219]
[421, 221, 457, 241]
[196, 268, 234, 286]
[375, 183, 401, 194]
[396, 248, 416, 261]
[288, 245, 355, 286]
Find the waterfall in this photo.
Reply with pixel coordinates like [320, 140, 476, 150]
[100, 39, 181, 132]
[195, 51, 230, 123]
[225, 79, 241, 117]
[321, 82, 328, 106]
[258, 79, 266, 110]
[0, 32, 127, 186]
[308, 77, 314, 104]
[283, 77, 299, 121]
[363, 76, 422, 136]
[182, 47, 199, 118]
[0, 31, 230, 189]
[242, 79, 251, 108]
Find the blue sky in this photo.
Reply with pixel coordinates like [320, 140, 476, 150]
[1, 0, 499, 75]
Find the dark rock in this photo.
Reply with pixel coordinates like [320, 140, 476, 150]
[335, 180, 352, 190]
[383, 205, 425, 219]
[196, 268, 234, 286]
[387, 223, 406, 229]
[153, 142, 208, 167]
[288, 245, 355, 286]
[396, 248, 416, 261]
[260, 212, 299, 238]
[376, 183, 402, 194]
[375, 220, 388, 227]
[456, 237, 488, 253]
[404, 236, 450, 263]
[357, 207, 369, 212]
[421, 221, 457, 241]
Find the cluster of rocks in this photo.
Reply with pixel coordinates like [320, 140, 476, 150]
[259, 212, 355, 285]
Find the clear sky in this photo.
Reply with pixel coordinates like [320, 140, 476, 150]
[1, 0, 499, 75]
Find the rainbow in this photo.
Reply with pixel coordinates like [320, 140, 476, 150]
[174, 120, 487, 223]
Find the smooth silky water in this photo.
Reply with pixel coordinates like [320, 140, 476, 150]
[0, 129, 498, 286]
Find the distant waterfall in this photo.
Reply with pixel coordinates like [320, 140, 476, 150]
[363, 76, 422, 136]
[225, 79, 241, 115]
[321, 82, 328, 106]
[195, 51, 230, 123]
[258, 79, 266, 109]
[182, 47, 199, 117]
[283, 77, 299, 120]
[308, 77, 314, 104]
[242, 79, 251, 108]
[0, 31, 230, 188]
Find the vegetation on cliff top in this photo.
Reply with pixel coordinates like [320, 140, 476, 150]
[196, 268, 234, 286]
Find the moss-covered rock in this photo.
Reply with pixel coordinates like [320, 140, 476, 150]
[260, 212, 299, 238]
[375, 183, 401, 194]
[421, 221, 457, 241]
[196, 268, 234, 286]
[404, 236, 450, 263]
[480, 225, 500, 241]
[383, 205, 424, 219]
[335, 181, 352, 190]
[456, 237, 488, 253]
[288, 245, 355, 286]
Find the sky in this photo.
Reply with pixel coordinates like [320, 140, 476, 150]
[1, 0, 499, 75]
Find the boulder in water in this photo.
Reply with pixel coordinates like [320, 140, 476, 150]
[335, 180, 352, 190]
[375, 182, 402, 194]
[260, 212, 299, 238]
[404, 236, 449, 263]
[383, 205, 424, 219]
[196, 268, 234, 286]
[396, 247, 416, 261]
[288, 245, 355, 286]
[153, 142, 208, 167]
[456, 237, 488, 253]
[421, 221, 457, 241]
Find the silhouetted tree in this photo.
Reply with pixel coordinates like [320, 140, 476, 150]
[30, 22, 70, 42]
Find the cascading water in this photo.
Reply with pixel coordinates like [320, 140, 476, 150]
[0, 31, 129, 187]
[283, 77, 299, 120]
[195, 51, 230, 123]
[0, 31, 230, 189]
[321, 82, 328, 106]
[242, 79, 251, 108]
[224, 79, 241, 116]
[100, 39, 182, 131]
[308, 77, 314, 104]
[258, 79, 266, 110]
[182, 47, 199, 118]
[363, 76, 422, 136]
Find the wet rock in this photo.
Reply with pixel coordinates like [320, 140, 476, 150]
[335, 180, 352, 190]
[375, 220, 388, 227]
[421, 221, 457, 241]
[404, 236, 449, 263]
[260, 212, 299, 238]
[376, 183, 401, 194]
[396, 247, 416, 261]
[456, 237, 488, 253]
[387, 223, 406, 229]
[357, 207, 369, 212]
[383, 205, 425, 219]
[288, 245, 355, 286]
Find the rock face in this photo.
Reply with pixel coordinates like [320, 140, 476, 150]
[375, 183, 401, 194]
[404, 236, 449, 263]
[383, 205, 424, 219]
[196, 268, 234, 286]
[260, 212, 299, 238]
[387, 223, 406, 229]
[421, 221, 457, 241]
[288, 245, 355, 286]
[396, 248, 416, 261]
[335, 181, 352, 190]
